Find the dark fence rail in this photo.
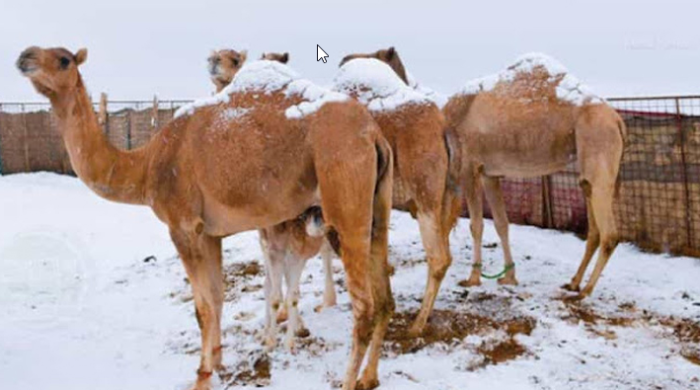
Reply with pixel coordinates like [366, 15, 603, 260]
[1, 96, 700, 256]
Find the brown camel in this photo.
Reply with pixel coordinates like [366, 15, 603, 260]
[17, 46, 395, 390]
[337, 47, 462, 336]
[207, 49, 247, 92]
[444, 53, 626, 299]
[207, 51, 339, 350]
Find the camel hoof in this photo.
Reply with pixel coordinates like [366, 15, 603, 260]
[407, 322, 425, 338]
[263, 335, 277, 352]
[458, 277, 482, 288]
[561, 283, 580, 292]
[356, 377, 380, 390]
[563, 293, 588, 302]
[284, 338, 296, 354]
[498, 276, 519, 286]
[276, 309, 288, 324]
[295, 327, 311, 338]
[189, 371, 213, 390]
[314, 299, 337, 313]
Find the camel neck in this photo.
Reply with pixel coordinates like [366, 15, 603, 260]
[51, 78, 150, 205]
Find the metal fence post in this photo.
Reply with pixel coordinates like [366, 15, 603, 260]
[21, 103, 30, 172]
[676, 97, 693, 250]
[126, 109, 132, 150]
[541, 175, 554, 229]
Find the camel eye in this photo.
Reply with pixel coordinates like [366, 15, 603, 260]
[59, 57, 71, 69]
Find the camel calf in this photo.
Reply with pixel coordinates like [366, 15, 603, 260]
[259, 206, 337, 351]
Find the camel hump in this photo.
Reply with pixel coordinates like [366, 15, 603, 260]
[459, 52, 603, 107]
[179, 60, 349, 120]
[333, 58, 432, 113]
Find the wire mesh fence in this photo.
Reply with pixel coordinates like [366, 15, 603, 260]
[1, 96, 700, 256]
[0, 99, 191, 175]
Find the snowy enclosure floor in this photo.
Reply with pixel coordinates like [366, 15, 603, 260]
[0, 173, 698, 390]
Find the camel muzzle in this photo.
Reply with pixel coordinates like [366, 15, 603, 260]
[16, 50, 38, 75]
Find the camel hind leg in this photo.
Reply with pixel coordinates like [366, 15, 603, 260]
[574, 178, 618, 299]
[563, 190, 600, 292]
[316, 137, 393, 390]
[567, 111, 623, 299]
[407, 210, 451, 336]
[357, 145, 394, 390]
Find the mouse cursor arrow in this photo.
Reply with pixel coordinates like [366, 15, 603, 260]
[317, 44, 329, 63]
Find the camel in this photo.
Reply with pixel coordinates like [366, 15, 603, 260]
[443, 53, 626, 299]
[17, 46, 395, 390]
[261, 52, 289, 63]
[207, 49, 247, 92]
[207, 50, 339, 350]
[336, 47, 462, 336]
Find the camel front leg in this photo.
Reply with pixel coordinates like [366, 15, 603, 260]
[461, 165, 484, 287]
[170, 228, 224, 390]
[259, 231, 285, 351]
[482, 177, 518, 285]
[283, 255, 308, 352]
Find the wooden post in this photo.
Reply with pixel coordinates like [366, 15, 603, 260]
[98, 92, 108, 129]
[151, 95, 159, 131]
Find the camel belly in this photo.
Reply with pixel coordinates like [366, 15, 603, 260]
[201, 185, 320, 236]
[465, 127, 577, 179]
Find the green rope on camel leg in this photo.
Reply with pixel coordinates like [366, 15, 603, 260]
[473, 263, 515, 280]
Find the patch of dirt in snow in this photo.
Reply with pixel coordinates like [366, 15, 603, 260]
[219, 351, 272, 388]
[561, 299, 700, 365]
[385, 292, 536, 370]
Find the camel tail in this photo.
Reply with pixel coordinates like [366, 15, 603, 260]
[442, 126, 463, 232]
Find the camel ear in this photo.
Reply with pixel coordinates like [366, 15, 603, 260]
[385, 47, 396, 61]
[281, 52, 289, 64]
[74, 48, 88, 66]
[239, 50, 248, 65]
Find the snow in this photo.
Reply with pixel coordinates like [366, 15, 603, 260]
[220, 107, 251, 121]
[1, 173, 699, 390]
[283, 79, 348, 119]
[407, 71, 448, 109]
[174, 60, 347, 120]
[461, 53, 605, 106]
[333, 58, 432, 112]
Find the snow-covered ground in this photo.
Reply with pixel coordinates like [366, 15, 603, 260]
[1, 173, 698, 390]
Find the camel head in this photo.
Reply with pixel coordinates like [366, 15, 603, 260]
[260, 52, 289, 64]
[16, 46, 88, 99]
[208, 49, 247, 91]
[339, 47, 408, 85]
